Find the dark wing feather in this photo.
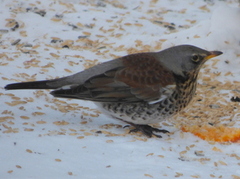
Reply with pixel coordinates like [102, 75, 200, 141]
[51, 53, 176, 103]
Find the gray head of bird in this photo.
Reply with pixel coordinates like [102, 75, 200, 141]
[156, 45, 223, 77]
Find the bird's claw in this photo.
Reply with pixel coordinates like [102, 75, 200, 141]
[128, 124, 169, 138]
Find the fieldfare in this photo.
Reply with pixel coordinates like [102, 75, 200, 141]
[5, 45, 222, 137]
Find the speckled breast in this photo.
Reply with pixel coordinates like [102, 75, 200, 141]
[96, 73, 198, 125]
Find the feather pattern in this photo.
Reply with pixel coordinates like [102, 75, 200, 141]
[51, 53, 176, 103]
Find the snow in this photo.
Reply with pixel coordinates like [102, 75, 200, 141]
[1, 0, 240, 178]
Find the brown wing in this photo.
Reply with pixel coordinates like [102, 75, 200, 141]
[51, 53, 176, 103]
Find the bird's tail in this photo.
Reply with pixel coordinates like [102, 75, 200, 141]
[5, 80, 56, 90]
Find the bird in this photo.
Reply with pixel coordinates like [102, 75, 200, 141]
[4, 45, 222, 137]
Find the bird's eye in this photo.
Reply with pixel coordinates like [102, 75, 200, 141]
[191, 54, 200, 63]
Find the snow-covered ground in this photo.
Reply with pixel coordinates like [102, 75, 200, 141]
[1, 0, 240, 178]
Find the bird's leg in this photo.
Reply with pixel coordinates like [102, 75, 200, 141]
[115, 117, 169, 138]
[128, 124, 169, 138]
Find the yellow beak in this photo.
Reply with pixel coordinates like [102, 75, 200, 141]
[205, 51, 223, 60]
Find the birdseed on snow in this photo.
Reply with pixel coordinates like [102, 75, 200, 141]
[32, 112, 45, 116]
[84, 132, 92, 136]
[24, 128, 34, 131]
[1, 0, 240, 149]
[16, 165, 22, 169]
[0, 116, 14, 122]
[77, 136, 85, 139]
[20, 116, 29, 120]
[144, 174, 153, 178]
[146, 153, 154, 156]
[106, 140, 114, 143]
[212, 147, 222, 152]
[232, 175, 240, 179]
[7, 170, 13, 174]
[36, 120, 46, 124]
[194, 151, 204, 157]
[53, 120, 69, 126]
[175, 172, 184, 177]
[68, 172, 73, 176]
[26, 149, 33, 153]
[218, 160, 227, 166]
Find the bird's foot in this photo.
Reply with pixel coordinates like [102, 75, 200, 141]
[128, 124, 169, 138]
